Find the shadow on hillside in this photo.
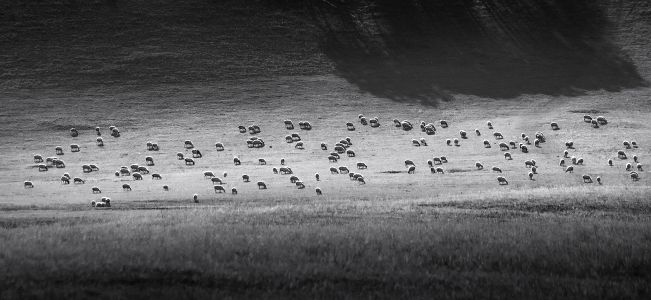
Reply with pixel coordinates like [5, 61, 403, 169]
[309, 0, 647, 105]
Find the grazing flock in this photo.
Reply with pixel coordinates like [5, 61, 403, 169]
[23, 114, 643, 208]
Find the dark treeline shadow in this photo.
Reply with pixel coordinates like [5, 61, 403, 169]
[306, 0, 646, 105]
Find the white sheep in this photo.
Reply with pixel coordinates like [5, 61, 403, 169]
[453, 138, 459, 146]
[404, 160, 415, 167]
[315, 173, 320, 181]
[623, 141, 631, 149]
[163, 185, 169, 191]
[295, 181, 305, 189]
[55, 146, 64, 155]
[525, 160, 535, 168]
[446, 139, 452, 146]
[617, 151, 627, 159]
[233, 157, 241, 165]
[499, 142, 509, 151]
[74, 177, 85, 184]
[61, 176, 70, 184]
[231, 187, 238, 195]
[565, 141, 574, 149]
[242, 174, 250, 182]
[564, 150, 569, 158]
[531, 166, 537, 174]
[185, 158, 195, 165]
[626, 163, 632, 171]
[211, 177, 224, 185]
[576, 158, 584, 165]
[295, 141, 305, 149]
[38, 164, 48, 172]
[493, 132, 503, 139]
[475, 129, 481, 136]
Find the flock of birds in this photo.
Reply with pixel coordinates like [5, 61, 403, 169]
[22, 114, 642, 208]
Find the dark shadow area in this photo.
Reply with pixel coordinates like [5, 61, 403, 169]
[308, 0, 647, 105]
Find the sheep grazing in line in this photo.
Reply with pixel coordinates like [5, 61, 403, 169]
[520, 145, 528, 153]
[74, 177, 85, 184]
[401, 121, 413, 131]
[61, 176, 70, 184]
[257, 181, 267, 189]
[565, 166, 574, 173]
[330, 167, 339, 174]
[618, 151, 627, 159]
[637, 163, 643, 171]
[357, 177, 366, 184]
[608, 159, 613, 166]
[291, 133, 301, 142]
[193, 194, 199, 203]
[347, 122, 356, 131]
[504, 152, 512, 160]
[211, 177, 224, 185]
[70, 128, 79, 137]
[484, 140, 491, 148]
[565, 141, 574, 149]
[475, 162, 484, 170]
[493, 132, 503, 139]
[596, 116, 607, 125]
[487, 121, 493, 129]
[370, 118, 380, 128]
[459, 130, 467, 139]
[123, 184, 132, 191]
[289, 175, 300, 183]
[215, 143, 225, 151]
[360, 117, 368, 125]
[446, 139, 452, 146]
[623, 141, 632, 149]
[152, 174, 162, 180]
[582, 175, 593, 183]
[419, 138, 427, 146]
[137, 166, 149, 174]
[525, 160, 536, 168]
[82, 165, 92, 173]
[405, 160, 415, 167]
[145, 156, 154, 166]
[55, 146, 64, 155]
[412, 139, 421, 147]
[328, 155, 338, 163]
[204, 171, 215, 178]
[492, 166, 502, 173]
[357, 162, 367, 169]
[295, 142, 305, 149]
[591, 119, 599, 128]
[38, 164, 48, 172]
[497, 176, 508, 185]
[233, 157, 241, 166]
[499, 142, 509, 151]
[347, 150, 356, 157]
[440, 120, 448, 128]
[632, 141, 638, 148]
[583, 115, 592, 123]
[339, 166, 350, 174]
[280, 167, 293, 175]
[315, 187, 322, 195]
[132, 173, 143, 180]
[408, 166, 416, 174]
[214, 185, 226, 193]
[509, 141, 517, 149]
[576, 158, 584, 165]
[295, 181, 306, 189]
[284, 120, 295, 130]
[24, 181, 34, 188]
[393, 119, 402, 127]
[258, 158, 267, 165]
[550, 122, 560, 130]
[560, 159, 566, 166]
[334, 146, 345, 154]
[92, 186, 101, 194]
[453, 138, 460, 146]
[33, 154, 43, 163]
[528, 172, 534, 180]
[163, 185, 169, 191]
[531, 166, 537, 174]
[630, 172, 640, 181]
[191, 149, 202, 158]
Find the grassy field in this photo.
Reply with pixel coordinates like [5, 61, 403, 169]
[1, 0, 651, 298]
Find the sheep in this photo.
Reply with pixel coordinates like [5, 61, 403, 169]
[193, 194, 199, 203]
[295, 142, 305, 149]
[257, 181, 267, 189]
[150, 143, 159, 151]
[330, 167, 339, 174]
[61, 176, 70, 184]
[632, 141, 638, 148]
[493, 132, 503, 139]
[453, 138, 460, 146]
[531, 166, 537, 174]
[571, 157, 577, 165]
[412, 139, 421, 147]
[273, 167, 278, 174]
[566, 141, 574, 149]
[211, 177, 224, 185]
[475, 162, 484, 170]
[334, 146, 345, 154]
[238, 125, 247, 133]
[70, 128, 79, 137]
[289, 175, 300, 183]
[95, 137, 104, 147]
[349, 172, 356, 180]
[357, 162, 367, 169]
[524, 136, 531, 145]
[550, 122, 560, 130]
[295, 181, 306, 189]
[231, 187, 238, 195]
[111, 128, 121, 137]
[258, 158, 267, 165]
[38, 164, 48, 172]
[487, 121, 493, 129]
[499, 142, 509, 151]
[94, 201, 106, 208]
[202, 171, 215, 179]
[24, 181, 34, 188]
[591, 119, 599, 128]
[54, 160, 65, 168]
[119, 168, 130, 176]
[92, 186, 101, 194]
[33, 154, 43, 163]
[565, 166, 574, 173]
[484, 140, 491, 148]
[95, 127, 101, 136]
[215, 143, 225, 151]
[440, 120, 448, 128]
[460, 130, 467, 139]
[419, 138, 428, 146]
[446, 139, 452, 146]
[321, 143, 328, 151]
[623, 141, 631, 149]
[504, 152, 512, 160]
[595, 176, 602, 185]
[405, 160, 415, 167]
[525, 160, 536, 168]
[608, 159, 613, 166]
[370, 118, 380, 128]
[596, 116, 607, 125]
[433, 157, 442, 165]
[637, 163, 643, 171]
[563, 150, 569, 158]
[521, 145, 529, 153]
[191, 149, 202, 158]
[360, 117, 368, 125]
[82, 165, 92, 173]
[509, 141, 517, 149]
[252, 139, 265, 148]
[346, 149, 356, 157]
[582, 175, 593, 183]
[123, 184, 132, 191]
[357, 177, 366, 184]
[132, 173, 143, 180]
[339, 166, 350, 174]
[534, 139, 540, 148]
[347, 122, 356, 131]
[145, 156, 154, 166]
[492, 166, 502, 173]
[583, 115, 592, 123]
[630, 172, 640, 181]
[440, 156, 448, 163]
[214, 185, 226, 193]
[55, 146, 64, 155]
[279, 167, 293, 175]
[393, 119, 401, 127]
[185, 158, 195, 166]
[328, 155, 338, 162]
[115, 171, 120, 177]
[163, 185, 169, 191]
[633, 155, 638, 163]
[109, 126, 116, 131]
[315, 187, 322, 195]
[285, 135, 294, 143]
[427, 160, 433, 167]
[152, 173, 162, 180]
[618, 151, 627, 159]
[497, 176, 508, 185]
[408, 166, 416, 174]
[560, 159, 566, 166]
[576, 158, 584, 165]
[137, 166, 149, 174]
[528, 172, 534, 180]
[233, 157, 241, 166]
